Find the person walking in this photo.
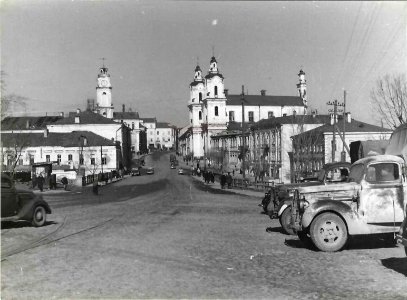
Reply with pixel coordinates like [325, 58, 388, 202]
[226, 172, 233, 189]
[61, 177, 68, 191]
[220, 173, 226, 189]
[37, 173, 45, 192]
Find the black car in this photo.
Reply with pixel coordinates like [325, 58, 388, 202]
[1, 174, 51, 227]
[131, 168, 141, 176]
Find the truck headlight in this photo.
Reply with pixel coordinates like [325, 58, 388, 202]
[299, 196, 309, 212]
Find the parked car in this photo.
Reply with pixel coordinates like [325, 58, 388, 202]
[131, 168, 141, 176]
[290, 155, 406, 252]
[170, 164, 176, 169]
[178, 168, 184, 175]
[1, 174, 52, 227]
[397, 215, 407, 255]
[261, 162, 351, 235]
[146, 167, 154, 175]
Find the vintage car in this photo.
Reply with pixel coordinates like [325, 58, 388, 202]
[1, 174, 52, 227]
[170, 164, 176, 169]
[131, 167, 141, 176]
[290, 155, 406, 252]
[397, 215, 407, 255]
[261, 162, 351, 235]
[178, 168, 184, 175]
[146, 167, 154, 175]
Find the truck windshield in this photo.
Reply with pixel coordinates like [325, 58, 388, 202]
[317, 169, 326, 182]
[349, 164, 364, 183]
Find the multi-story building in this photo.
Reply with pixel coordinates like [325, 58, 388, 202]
[181, 55, 308, 162]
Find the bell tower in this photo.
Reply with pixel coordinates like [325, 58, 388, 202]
[296, 69, 307, 109]
[96, 63, 114, 118]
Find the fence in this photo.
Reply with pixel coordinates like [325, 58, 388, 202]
[82, 171, 118, 186]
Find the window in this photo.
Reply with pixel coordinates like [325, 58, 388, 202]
[268, 111, 274, 118]
[90, 158, 95, 165]
[215, 106, 218, 116]
[366, 163, 399, 182]
[29, 156, 34, 165]
[157, 131, 159, 135]
[46, 155, 50, 163]
[229, 111, 235, 122]
[18, 159, 23, 165]
[248, 111, 254, 122]
[57, 154, 61, 165]
[79, 154, 84, 165]
[199, 93, 202, 101]
[68, 154, 73, 161]
[199, 111, 202, 120]
[214, 86, 218, 97]
[132, 122, 135, 130]
[102, 157, 107, 165]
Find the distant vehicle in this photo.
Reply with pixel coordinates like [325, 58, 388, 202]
[131, 168, 141, 176]
[1, 174, 52, 227]
[146, 167, 154, 175]
[170, 164, 176, 169]
[178, 168, 184, 175]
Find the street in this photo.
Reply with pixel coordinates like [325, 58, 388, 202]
[1, 152, 406, 299]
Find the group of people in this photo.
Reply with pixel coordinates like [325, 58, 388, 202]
[220, 172, 233, 189]
[202, 170, 215, 184]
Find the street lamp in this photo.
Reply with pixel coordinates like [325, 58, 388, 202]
[241, 85, 246, 179]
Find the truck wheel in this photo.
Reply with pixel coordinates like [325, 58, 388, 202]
[279, 207, 295, 235]
[310, 213, 348, 252]
[32, 206, 47, 227]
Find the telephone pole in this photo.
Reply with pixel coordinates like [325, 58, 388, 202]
[327, 99, 344, 162]
[241, 85, 246, 179]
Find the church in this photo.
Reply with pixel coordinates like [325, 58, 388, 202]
[180, 55, 308, 161]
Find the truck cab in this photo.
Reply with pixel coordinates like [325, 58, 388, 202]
[290, 155, 406, 252]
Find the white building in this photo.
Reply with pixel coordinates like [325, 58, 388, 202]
[183, 55, 308, 161]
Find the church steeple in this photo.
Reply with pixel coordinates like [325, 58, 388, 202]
[96, 64, 114, 118]
[296, 68, 307, 108]
[194, 65, 203, 81]
[209, 56, 218, 73]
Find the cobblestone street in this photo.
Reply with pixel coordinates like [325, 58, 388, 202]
[1, 153, 406, 299]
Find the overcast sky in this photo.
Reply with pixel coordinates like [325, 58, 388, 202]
[1, 1, 406, 127]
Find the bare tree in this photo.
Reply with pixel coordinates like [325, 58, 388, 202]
[1, 71, 28, 120]
[370, 73, 407, 129]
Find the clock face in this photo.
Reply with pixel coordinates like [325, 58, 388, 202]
[100, 80, 108, 87]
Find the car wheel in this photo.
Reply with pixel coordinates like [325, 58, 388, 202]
[32, 206, 47, 227]
[310, 213, 348, 252]
[279, 206, 295, 235]
[297, 231, 314, 249]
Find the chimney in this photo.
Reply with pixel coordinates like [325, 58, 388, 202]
[26, 120, 30, 129]
[75, 115, 80, 124]
[76, 108, 81, 114]
[224, 89, 228, 96]
[293, 110, 297, 116]
[44, 129, 48, 138]
[346, 112, 351, 123]
[260, 90, 266, 96]
[312, 110, 316, 118]
[122, 104, 125, 113]
[59, 112, 64, 117]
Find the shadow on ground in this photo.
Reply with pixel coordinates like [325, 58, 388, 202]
[266, 226, 285, 234]
[381, 257, 407, 276]
[1, 220, 57, 230]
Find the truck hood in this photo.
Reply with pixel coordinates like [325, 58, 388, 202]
[276, 181, 322, 191]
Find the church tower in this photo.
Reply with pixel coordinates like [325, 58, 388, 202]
[202, 56, 227, 156]
[296, 69, 307, 109]
[96, 65, 114, 118]
[188, 64, 205, 158]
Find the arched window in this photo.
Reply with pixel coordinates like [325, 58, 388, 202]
[199, 93, 202, 101]
[214, 106, 218, 116]
[214, 86, 218, 97]
[199, 111, 202, 120]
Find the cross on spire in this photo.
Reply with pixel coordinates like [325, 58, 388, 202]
[100, 57, 107, 68]
[212, 45, 215, 57]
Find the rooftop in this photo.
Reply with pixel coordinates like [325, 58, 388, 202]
[1, 116, 63, 130]
[227, 94, 304, 107]
[59, 111, 117, 125]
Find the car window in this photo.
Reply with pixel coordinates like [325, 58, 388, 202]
[366, 163, 399, 183]
[1, 177, 12, 189]
[325, 167, 349, 183]
[349, 164, 364, 183]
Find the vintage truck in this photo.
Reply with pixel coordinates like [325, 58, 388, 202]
[290, 154, 406, 252]
[260, 162, 351, 235]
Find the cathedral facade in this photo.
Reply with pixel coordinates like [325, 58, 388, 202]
[183, 56, 308, 161]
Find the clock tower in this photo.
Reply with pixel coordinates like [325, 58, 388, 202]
[96, 65, 114, 118]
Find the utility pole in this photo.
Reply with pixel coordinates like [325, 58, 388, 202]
[342, 90, 347, 162]
[241, 85, 246, 179]
[327, 99, 344, 162]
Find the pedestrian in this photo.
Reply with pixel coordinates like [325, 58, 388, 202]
[220, 173, 226, 189]
[210, 171, 215, 183]
[37, 173, 45, 192]
[61, 177, 68, 191]
[227, 172, 233, 188]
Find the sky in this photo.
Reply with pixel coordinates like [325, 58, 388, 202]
[1, 0, 406, 127]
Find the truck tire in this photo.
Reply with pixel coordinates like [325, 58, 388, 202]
[279, 206, 295, 235]
[310, 213, 348, 252]
[32, 206, 47, 227]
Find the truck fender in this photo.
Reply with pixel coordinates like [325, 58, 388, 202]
[301, 200, 354, 230]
